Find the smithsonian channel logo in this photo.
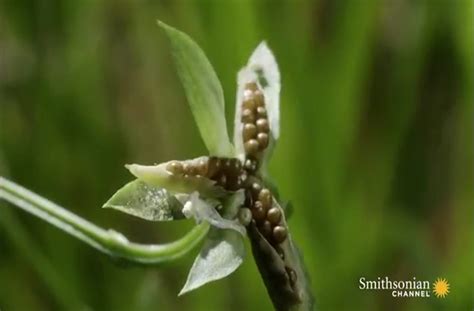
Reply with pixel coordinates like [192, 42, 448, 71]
[359, 277, 450, 298]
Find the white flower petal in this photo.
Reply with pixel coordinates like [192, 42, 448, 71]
[183, 192, 246, 236]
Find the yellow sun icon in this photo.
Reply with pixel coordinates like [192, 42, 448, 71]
[433, 278, 450, 298]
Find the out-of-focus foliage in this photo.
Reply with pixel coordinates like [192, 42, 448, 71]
[0, 0, 472, 310]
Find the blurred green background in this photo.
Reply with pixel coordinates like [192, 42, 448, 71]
[0, 0, 472, 310]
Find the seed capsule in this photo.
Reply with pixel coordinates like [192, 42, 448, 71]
[258, 188, 272, 210]
[259, 220, 272, 238]
[244, 139, 259, 155]
[238, 208, 252, 226]
[267, 207, 281, 225]
[257, 132, 269, 150]
[256, 118, 270, 133]
[252, 201, 266, 221]
[166, 161, 183, 175]
[241, 109, 256, 124]
[243, 123, 257, 142]
[273, 225, 288, 243]
[256, 106, 267, 118]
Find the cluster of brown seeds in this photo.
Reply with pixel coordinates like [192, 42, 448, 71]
[166, 157, 244, 191]
[241, 82, 270, 157]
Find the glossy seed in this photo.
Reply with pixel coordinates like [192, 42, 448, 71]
[251, 182, 262, 198]
[267, 207, 281, 225]
[286, 267, 297, 286]
[259, 220, 272, 238]
[273, 225, 288, 243]
[241, 109, 256, 124]
[244, 139, 259, 155]
[245, 82, 258, 92]
[207, 157, 221, 178]
[243, 123, 257, 142]
[256, 106, 267, 118]
[244, 158, 258, 172]
[238, 208, 252, 226]
[258, 188, 272, 209]
[256, 118, 270, 133]
[254, 91, 265, 107]
[217, 174, 227, 188]
[257, 132, 269, 150]
[275, 245, 285, 260]
[242, 98, 256, 110]
[195, 158, 208, 176]
[166, 161, 183, 175]
[252, 201, 266, 221]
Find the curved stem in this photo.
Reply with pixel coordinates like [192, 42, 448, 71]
[0, 177, 209, 265]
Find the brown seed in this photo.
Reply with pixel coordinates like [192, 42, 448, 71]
[256, 118, 270, 133]
[166, 161, 183, 175]
[244, 139, 259, 155]
[252, 201, 266, 221]
[241, 109, 256, 123]
[217, 174, 227, 188]
[245, 82, 258, 92]
[275, 245, 285, 260]
[242, 123, 257, 142]
[273, 225, 288, 243]
[242, 98, 256, 110]
[256, 106, 267, 118]
[207, 157, 222, 178]
[258, 188, 272, 209]
[182, 162, 192, 175]
[267, 207, 281, 225]
[244, 158, 258, 172]
[195, 158, 208, 176]
[257, 132, 269, 150]
[251, 182, 262, 198]
[254, 91, 265, 107]
[259, 220, 272, 238]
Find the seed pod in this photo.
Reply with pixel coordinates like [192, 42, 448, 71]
[243, 123, 257, 142]
[256, 118, 270, 133]
[267, 207, 281, 225]
[244, 139, 259, 155]
[241, 108, 256, 124]
[257, 132, 269, 150]
[166, 161, 183, 175]
[259, 220, 272, 238]
[256, 106, 267, 118]
[273, 225, 288, 243]
[238, 208, 252, 226]
[258, 188, 272, 210]
[252, 201, 266, 221]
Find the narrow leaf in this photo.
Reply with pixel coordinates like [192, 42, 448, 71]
[179, 228, 245, 295]
[158, 21, 234, 157]
[103, 180, 184, 221]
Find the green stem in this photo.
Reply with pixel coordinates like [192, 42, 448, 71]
[0, 176, 209, 264]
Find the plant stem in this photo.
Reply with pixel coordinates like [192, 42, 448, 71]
[0, 177, 209, 265]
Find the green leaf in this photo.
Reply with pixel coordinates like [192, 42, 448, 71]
[158, 21, 234, 157]
[179, 228, 245, 295]
[103, 180, 185, 221]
